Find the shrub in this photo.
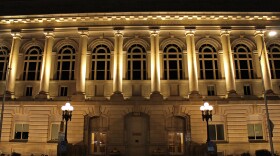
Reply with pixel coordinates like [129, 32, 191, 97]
[255, 149, 271, 156]
[241, 152, 250, 156]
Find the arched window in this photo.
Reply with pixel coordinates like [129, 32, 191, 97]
[127, 44, 147, 80]
[56, 45, 75, 80]
[91, 44, 111, 80]
[163, 44, 183, 80]
[199, 44, 219, 79]
[233, 44, 254, 79]
[268, 44, 280, 79]
[0, 46, 10, 80]
[23, 46, 42, 80]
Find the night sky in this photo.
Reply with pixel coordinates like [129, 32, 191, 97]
[0, 0, 279, 16]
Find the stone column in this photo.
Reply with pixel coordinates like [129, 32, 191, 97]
[220, 29, 238, 97]
[73, 29, 89, 101]
[254, 30, 273, 93]
[150, 29, 163, 100]
[111, 30, 124, 101]
[36, 30, 54, 99]
[6, 31, 21, 99]
[185, 29, 200, 98]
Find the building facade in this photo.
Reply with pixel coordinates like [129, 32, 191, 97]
[0, 11, 280, 156]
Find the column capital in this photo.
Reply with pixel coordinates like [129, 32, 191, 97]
[254, 29, 265, 37]
[220, 29, 231, 36]
[44, 29, 55, 38]
[185, 29, 195, 35]
[78, 28, 89, 37]
[11, 31, 21, 38]
[150, 29, 160, 36]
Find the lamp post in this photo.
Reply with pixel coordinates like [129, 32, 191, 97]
[200, 102, 213, 143]
[61, 102, 74, 142]
[258, 30, 277, 156]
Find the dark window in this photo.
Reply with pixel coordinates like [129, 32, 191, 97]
[23, 46, 42, 81]
[268, 44, 280, 79]
[199, 44, 219, 80]
[163, 44, 183, 80]
[209, 124, 225, 141]
[243, 85, 251, 95]
[127, 44, 147, 80]
[207, 85, 215, 96]
[56, 45, 75, 80]
[91, 44, 111, 80]
[247, 124, 263, 140]
[25, 86, 33, 96]
[60, 86, 68, 96]
[0, 46, 10, 80]
[14, 124, 29, 140]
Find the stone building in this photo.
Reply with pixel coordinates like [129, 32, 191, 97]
[0, 1, 280, 156]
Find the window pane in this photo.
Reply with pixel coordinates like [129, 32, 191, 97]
[51, 124, 59, 140]
[216, 125, 224, 140]
[209, 125, 216, 140]
[247, 124, 255, 139]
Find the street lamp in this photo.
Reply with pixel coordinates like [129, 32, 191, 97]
[61, 102, 74, 142]
[200, 102, 213, 143]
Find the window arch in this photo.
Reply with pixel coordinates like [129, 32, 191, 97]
[0, 46, 10, 80]
[268, 44, 280, 79]
[23, 46, 42, 80]
[198, 44, 219, 79]
[233, 44, 254, 79]
[163, 44, 183, 80]
[91, 44, 111, 80]
[127, 44, 147, 80]
[56, 45, 75, 80]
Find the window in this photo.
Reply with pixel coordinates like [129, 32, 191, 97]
[163, 44, 183, 80]
[168, 132, 184, 154]
[50, 124, 60, 141]
[25, 86, 33, 96]
[268, 44, 280, 79]
[243, 84, 251, 95]
[0, 46, 10, 80]
[127, 44, 147, 80]
[90, 116, 108, 155]
[199, 44, 219, 79]
[91, 132, 107, 154]
[233, 44, 254, 79]
[14, 124, 29, 140]
[23, 46, 42, 80]
[207, 85, 215, 96]
[247, 124, 263, 140]
[209, 124, 225, 141]
[59, 86, 68, 96]
[91, 44, 111, 80]
[56, 45, 75, 80]
[166, 116, 186, 155]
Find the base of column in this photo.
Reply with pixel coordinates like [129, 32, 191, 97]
[150, 91, 163, 101]
[265, 89, 280, 100]
[188, 91, 202, 100]
[110, 91, 124, 101]
[226, 90, 241, 99]
[35, 91, 49, 100]
[2, 91, 15, 100]
[72, 92, 86, 101]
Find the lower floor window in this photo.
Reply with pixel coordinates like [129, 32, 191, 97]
[209, 124, 225, 141]
[247, 124, 263, 140]
[91, 132, 107, 154]
[14, 124, 29, 140]
[168, 132, 184, 155]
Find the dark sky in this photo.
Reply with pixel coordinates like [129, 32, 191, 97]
[1, 0, 279, 16]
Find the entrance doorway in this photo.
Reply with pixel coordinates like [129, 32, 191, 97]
[125, 112, 149, 156]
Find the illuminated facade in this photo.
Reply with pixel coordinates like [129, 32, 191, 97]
[0, 10, 280, 156]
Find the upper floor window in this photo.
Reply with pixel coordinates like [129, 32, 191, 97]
[23, 46, 42, 80]
[207, 85, 216, 96]
[127, 44, 147, 80]
[268, 44, 280, 79]
[91, 44, 111, 80]
[59, 86, 68, 97]
[56, 45, 75, 80]
[25, 86, 33, 96]
[233, 44, 254, 79]
[199, 44, 219, 79]
[163, 44, 183, 80]
[0, 46, 9, 80]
